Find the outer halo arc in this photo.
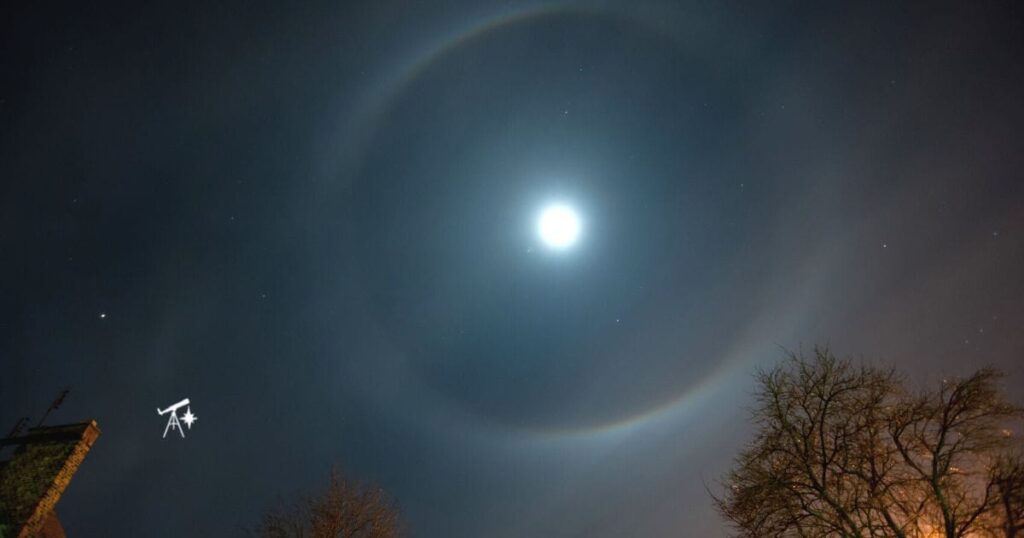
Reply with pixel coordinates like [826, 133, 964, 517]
[336, 2, 780, 445]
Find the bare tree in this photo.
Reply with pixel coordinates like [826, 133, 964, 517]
[990, 456, 1024, 538]
[254, 468, 402, 538]
[714, 348, 1022, 538]
[888, 369, 1020, 537]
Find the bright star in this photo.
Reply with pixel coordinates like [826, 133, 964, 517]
[181, 407, 198, 429]
[537, 204, 581, 249]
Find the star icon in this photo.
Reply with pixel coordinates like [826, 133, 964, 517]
[181, 407, 198, 429]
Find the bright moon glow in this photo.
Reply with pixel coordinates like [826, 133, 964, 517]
[537, 204, 581, 249]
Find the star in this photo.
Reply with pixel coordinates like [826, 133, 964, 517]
[99, 313, 107, 319]
[181, 407, 198, 429]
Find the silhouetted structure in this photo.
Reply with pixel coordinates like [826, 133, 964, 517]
[0, 421, 100, 538]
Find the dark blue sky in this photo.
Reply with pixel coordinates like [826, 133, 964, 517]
[2, 1, 1022, 536]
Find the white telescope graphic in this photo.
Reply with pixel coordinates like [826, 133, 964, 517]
[158, 398, 190, 438]
[158, 398, 189, 416]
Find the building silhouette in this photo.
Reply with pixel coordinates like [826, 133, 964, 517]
[0, 421, 101, 538]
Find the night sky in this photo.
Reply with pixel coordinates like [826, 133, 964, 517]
[2, 1, 1023, 536]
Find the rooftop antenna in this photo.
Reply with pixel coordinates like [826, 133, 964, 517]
[0, 417, 30, 458]
[157, 398, 190, 438]
[36, 387, 71, 428]
[6, 417, 29, 439]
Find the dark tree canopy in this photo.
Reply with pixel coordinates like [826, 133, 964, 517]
[254, 469, 402, 538]
[992, 456, 1024, 538]
[714, 348, 1023, 538]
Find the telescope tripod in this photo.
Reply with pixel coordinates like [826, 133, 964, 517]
[163, 411, 185, 438]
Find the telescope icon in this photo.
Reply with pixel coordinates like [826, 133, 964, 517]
[157, 398, 191, 438]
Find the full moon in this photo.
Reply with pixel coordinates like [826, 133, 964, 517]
[537, 204, 581, 249]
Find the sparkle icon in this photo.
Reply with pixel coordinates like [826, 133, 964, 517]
[181, 407, 197, 429]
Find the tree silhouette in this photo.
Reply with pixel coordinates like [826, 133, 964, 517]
[990, 456, 1024, 538]
[253, 468, 402, 538]
[714, 348, 1022, 538]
